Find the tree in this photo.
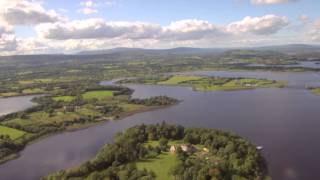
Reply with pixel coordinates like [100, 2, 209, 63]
[159, 137, 168, 151]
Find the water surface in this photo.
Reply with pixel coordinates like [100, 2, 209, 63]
[0, 95, 39, 116]
[1, 71, 320, 180]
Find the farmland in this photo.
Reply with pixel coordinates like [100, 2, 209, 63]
[0, 126, 26, 140]
[118, 75, 287, 92]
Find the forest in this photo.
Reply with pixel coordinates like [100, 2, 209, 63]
[44, 123, 268, 180]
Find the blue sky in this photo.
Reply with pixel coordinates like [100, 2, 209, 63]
[40, 0, 319, 23]
[0, 0, 320, 54]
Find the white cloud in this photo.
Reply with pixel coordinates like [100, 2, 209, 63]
[0, 19, 16, 51]
[0, 34, 17, 51]
[227, 15, 289, 35]
[78, 1, 99, 15]
[77, 8, 98, 15]
[0, 0, 62, 25]
[80, 1, 95, 7]
[308, 20, 320, 41]
[2, 13, 314, 55]
[162, 19, 226, 40]
[36, 18, 162, 40]
[299, 15, 310, 24]
[251, 0, 298, 4]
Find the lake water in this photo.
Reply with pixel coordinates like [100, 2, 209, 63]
[247, 61, 320, 69]
[1, 71, 320, 180]
[0, 95, 39, 116]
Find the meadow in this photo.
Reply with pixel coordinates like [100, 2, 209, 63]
[122, 75, 286, 92]
[0, 125, 26, 140]
[136, 152, 178, 180]
[82, 90, 114, 100]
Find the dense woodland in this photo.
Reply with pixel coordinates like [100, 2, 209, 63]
[44, 123, 268, 180]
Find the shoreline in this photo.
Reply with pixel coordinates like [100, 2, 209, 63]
[0, 102, 178, 166]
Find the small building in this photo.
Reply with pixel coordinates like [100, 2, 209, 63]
[170, 144, 197, 154]
[170, 145, 177, 154]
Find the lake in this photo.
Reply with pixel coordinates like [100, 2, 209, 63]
[0, 71, 320, 180]
[246, 61, 320, 69]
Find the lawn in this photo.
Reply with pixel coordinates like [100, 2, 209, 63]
[53, 96, 75, 102]
[136, 152, 178, 180]
[158, 75, 203, 85]
[82, 90, 114, 100]
[0, 125, 26, 140]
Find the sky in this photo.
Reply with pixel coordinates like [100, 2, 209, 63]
[0, 0, 320, 55]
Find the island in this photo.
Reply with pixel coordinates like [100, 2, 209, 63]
[307, 87, 320, 96]
[0, 85, 178, 164]
[44, 123, 268, 180]
[117, 75, 286, 92]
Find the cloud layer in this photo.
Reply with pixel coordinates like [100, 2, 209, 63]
[36, 15, 288, 42]
[0, 0, 317, 55]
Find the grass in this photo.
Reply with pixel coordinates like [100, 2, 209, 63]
[158, 75, 203, 85]
[22, 88, 45, 94]
[0, 125, 26, 140]
[53, 96, 75, 102]
[0, 92, 20, 97]
[311, 88, 320, 95]
[190, 78, 285, 91]
[82, 90, 114, 100]
[136, 152, 178, 180]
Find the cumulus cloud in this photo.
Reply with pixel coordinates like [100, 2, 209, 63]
[77, 8, 98, 15]
[0, 19, 16, 51]
[36, 18, 162, 40]
[1, 13, 297, 55]
[0, 0, 62, 25]
[251, 0, 298, 4]
[162, 19, 226, 40]
[227, 15, 289, 35]
[78, 1, 99, 15]
[0, 34, 17, 51]
[308, 20, 320, 41]
[35, 14, 289, 42]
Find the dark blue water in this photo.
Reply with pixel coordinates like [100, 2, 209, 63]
[1, 71, 320, 180]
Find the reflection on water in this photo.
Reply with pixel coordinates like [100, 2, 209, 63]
[0, 71, 320, 180]
[246, 61, 320, 69]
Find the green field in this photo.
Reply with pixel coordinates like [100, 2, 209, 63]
[158, 75, 203, 85]
[136, 152, 178, 180]
[0, 125, 26, 140]
[22, 88, 45, 94]
[193, 78, 284, 91]
[53, 96, 75, 102]
[82, 90, 114, 100]
[311, 88, 320, 95]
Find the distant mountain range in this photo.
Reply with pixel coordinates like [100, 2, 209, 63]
[77, 44, 320, 56]
[77, 47, 226, 56]
[1, 44, 320, 59]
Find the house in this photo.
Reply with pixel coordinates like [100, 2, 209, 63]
[170, 144, 197, 154]
[170, 145, 177, 154]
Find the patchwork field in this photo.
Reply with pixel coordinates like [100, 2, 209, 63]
[0, 125, 26, 140]
[53, 96, 75, 102]
[122, 75, 286, 92]
[158, 76, 203, 85]
[82, 90, 114, 100]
